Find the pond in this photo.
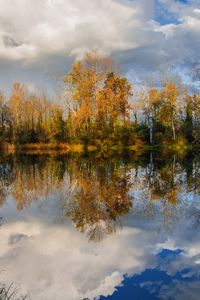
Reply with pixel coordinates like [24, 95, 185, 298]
[0, 152, 200, 299]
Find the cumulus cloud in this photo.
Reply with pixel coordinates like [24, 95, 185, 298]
[0, 0, 145, 61]
[0, 0, 199, 92]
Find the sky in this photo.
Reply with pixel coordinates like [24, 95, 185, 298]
[0, 0, 199, 94]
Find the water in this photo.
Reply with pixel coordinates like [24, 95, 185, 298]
[0, 152, 200, 300]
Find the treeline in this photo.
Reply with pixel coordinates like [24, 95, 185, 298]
[0, 84, 65, 145]
[0, 52, 200, 149]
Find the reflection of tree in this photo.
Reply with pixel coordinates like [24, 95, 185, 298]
[148, 156, 182, 204]
[0, 216, 4, 227]
[183, 153, 200, 194]
[11, 156, 66, 210]
[1, 152, 200, 237]
[66, 159, 133, 241]
[189, 207, 200, 230]
[0, 158, 15, 207]
[150, 162, 183, 229]
[131, 154, 187, 230]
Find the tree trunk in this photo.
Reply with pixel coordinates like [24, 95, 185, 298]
[150, 124, 153, 144]
[149, 116, 153, 144]
[172, 119, 176, 140]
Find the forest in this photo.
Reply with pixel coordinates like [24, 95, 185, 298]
[0, 52, 200, 152]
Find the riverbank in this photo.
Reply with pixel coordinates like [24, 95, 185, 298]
[0, 140, 193, 156]
[1, 142, 143, 155]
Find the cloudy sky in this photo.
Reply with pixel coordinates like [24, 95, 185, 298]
[0, 0, 199, 94]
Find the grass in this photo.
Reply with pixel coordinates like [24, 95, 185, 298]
[0, 283, 27, 300]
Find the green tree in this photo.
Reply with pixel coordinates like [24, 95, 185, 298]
[48, 108, 66, 142]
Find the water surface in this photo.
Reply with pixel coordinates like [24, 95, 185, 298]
[0, 153, 200, 299]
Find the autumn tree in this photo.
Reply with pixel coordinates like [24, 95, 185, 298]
[8, 83, 25, 142]
[145, 87, 162, 144]
[97, 72, 132, 127]
[63, 52, 132, 144]
[8, 83, 66, 144]
[159, 82, 180, 140]
[189, 93, 200, 145]
[0, 55, 200, 149]
[0, 91, 12, 142]
[48, 107, 66, 142]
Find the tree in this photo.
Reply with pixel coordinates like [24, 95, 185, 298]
[184, 95, 194, 143]
[97, 72, 132, 127]
[146, 87, 162, 144]
[159, 83, 180, 140]
[48, 108, 66, 142]
[0, 91, 12, 141]
[190, 94, 200, 145]
[63, 52, 132, 143]
[8, 83, 65, 144]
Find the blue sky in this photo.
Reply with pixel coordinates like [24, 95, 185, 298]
[0, 0, 199, 93]
[155, 1, 181, 25]
[155, 0, 191, 25]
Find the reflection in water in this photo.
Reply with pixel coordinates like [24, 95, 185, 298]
[0, 152, 200, 299]
[65, 158, 133, 241]
[100, 249, 200, 300]
[1, 153, 199, 237]
[0, 153, 200, 237]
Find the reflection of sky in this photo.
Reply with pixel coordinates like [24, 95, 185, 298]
[0, 190, 200, 299]
[99, 249, 200, 300]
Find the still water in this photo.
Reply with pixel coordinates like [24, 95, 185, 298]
[0, 152, 200, 300]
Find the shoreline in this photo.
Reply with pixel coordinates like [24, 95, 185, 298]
[0, 142, 193, 155]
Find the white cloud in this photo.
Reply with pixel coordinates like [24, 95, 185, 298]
[0, 0, 143, 61]
[0, 0, 199, 92]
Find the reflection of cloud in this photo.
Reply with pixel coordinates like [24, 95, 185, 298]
[9, 233, 29, 245]
[1, 190, 200, 299]
[159, 281, 200, 300]
[104, 248, 200, 300]
[0, 216, 157, 300]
